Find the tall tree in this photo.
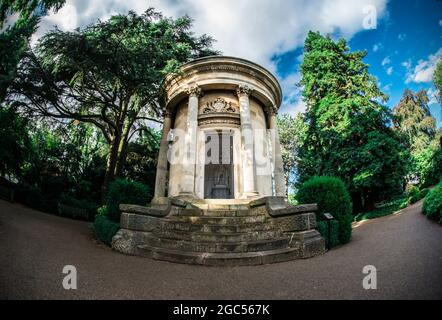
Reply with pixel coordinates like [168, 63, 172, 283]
[393, 89, 436, 151]
[277, 113, 306, 191]
[0, 105, 31, 179]
[433, 60, 442, 103]
[297, 31, 408, 210]
[393, 89, 441, 185]
[433, 60, 442, 148]
[123, 128, 161, 193]
[0, 1, 65, 102]
[0, 0, 65, 26]
[7, 9, 218, 200]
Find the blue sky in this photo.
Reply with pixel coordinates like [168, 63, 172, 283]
[273, 0, 441, 126]
[28, 0, 441, 125]
[359, 0, 441, 126]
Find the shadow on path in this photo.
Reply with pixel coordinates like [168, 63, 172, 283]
[0, 199, 441, 299]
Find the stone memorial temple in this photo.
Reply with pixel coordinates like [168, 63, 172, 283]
[112, 56, 325, 265]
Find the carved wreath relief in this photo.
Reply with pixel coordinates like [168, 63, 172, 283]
[202, 97, 238, 114]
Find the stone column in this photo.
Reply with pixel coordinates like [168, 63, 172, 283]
[268, 110, 286, 197]
[179, 85, 201, 197]
[153, 110, 172, 199]
[237, 84, 258, 198]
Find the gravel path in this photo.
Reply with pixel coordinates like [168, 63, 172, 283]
[0, 199, 441, 299]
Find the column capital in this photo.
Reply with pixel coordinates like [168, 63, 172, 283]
[267, 107, 278, 117]
[186, 85, 202, 97]
[236, 84, 253, 97]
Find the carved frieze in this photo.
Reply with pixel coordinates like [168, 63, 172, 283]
[202, 97, 238, 114]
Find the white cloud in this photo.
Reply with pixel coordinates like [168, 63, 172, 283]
[397, 33, 406, 41]
[281, 99, 307, 115]
[401, 59, 411, 69]
[33, 0, 388, 66]
[279, 72, 306, 115]
[382, 83, 392, 91]
[381, 56, 391, 66]
[372, 43, 382, 52]
[386, 66, 393, 75]
[29, 0, 388, 114]
[405, 48, 442, 83]
[427, 87, 438, 105]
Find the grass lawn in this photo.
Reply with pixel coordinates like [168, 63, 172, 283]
[354, 195, 409, 222]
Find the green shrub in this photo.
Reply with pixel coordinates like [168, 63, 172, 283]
[316, 220, 340, 248]
[106, 178, 150, 222]
[58, 194, 99, 221]
[419, 188, 430, 198]
[288, 194, 298, 205]
[15, 184, 45, 210]
[423, 184, 442, 223]
[94, 206, 120, 245]
[408, 187, 430, 204]
[297, 176, 353, 244]
[407, 185, 419, 198]
[355, 194, 408, 221]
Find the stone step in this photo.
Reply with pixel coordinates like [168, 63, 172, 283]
[192, 203, 250, 211]
[174, 209, 263, 217]
[170, 215, 267, 225]
[154, 229, 285, 242]
[171, 208, 204, 216]
[159, 220, 273, 233]
[202, 209, 264, 217]
[136, 244, 303, 266]
[144, 235, 294, 253]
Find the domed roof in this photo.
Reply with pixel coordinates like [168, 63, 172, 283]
[160, 56, 282, 114]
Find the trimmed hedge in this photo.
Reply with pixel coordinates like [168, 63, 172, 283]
[106, 178, 151, 222]
[422, 182, 442, 223]
[94, 206, 120, 245]
[297, 176, 353, 244]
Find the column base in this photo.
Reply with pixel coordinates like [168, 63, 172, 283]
[176, 192, 199, 201]
[241, 191, 260, 199]
[151, 196, 170, 205]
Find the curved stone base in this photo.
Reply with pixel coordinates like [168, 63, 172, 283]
[112, 197, 325, 266]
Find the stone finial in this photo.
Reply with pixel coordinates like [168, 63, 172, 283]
[236, 84, 253, 97]
[186, 85, 202, 97]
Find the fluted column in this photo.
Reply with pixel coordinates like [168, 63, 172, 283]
[179, 85, 201, 197]
[268, 110, 286, 197]
[237, 85, 258, 198]
[154, 110, 173, 198]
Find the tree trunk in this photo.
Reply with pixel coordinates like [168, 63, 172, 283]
[114, 122, 131, 178]
[101, 133, 121, 203]
[363, 189, 376, 211]
[114, 137, 129, 178]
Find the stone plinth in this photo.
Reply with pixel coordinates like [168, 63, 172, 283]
[112, 197, 325, 266]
